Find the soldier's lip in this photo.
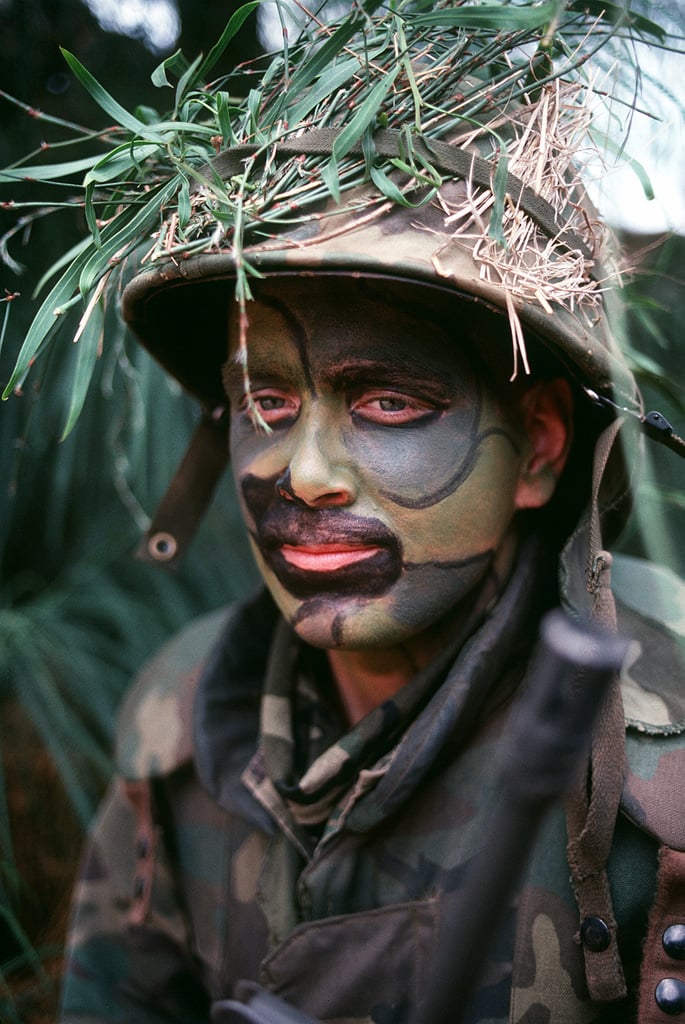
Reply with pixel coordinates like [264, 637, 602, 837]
[279, 543, 383, 572]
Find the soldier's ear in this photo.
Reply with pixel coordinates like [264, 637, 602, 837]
[514, 378, 573, 510]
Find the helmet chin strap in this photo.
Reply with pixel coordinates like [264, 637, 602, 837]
[136, 407, 230, 569]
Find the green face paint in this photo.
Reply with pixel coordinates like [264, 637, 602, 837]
[225, 277, 531, 654]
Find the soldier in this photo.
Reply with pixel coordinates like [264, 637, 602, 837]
[28, 3, 684, 1022]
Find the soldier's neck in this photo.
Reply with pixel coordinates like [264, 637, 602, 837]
[326, 532, 520, 727]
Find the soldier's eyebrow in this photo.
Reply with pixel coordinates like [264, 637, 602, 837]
[222, 355, 295, 396]
[321, 358, 457, 402]
[222, 359, 246, 396]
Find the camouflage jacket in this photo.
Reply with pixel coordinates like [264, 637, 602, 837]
[60, 553, 685, 1024]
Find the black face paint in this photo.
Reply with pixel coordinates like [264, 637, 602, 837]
[242, 472, 403, 598]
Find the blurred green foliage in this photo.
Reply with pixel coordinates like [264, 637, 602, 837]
[0, 1, 260, 1017]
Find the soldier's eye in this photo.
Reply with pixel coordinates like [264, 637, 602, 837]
[245, 389, 299, 427]
[351, 390, 439, 426]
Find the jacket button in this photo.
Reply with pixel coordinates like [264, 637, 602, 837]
[655, 978, 685, 1014]
[664, 926, 685, 961]
[580, 916, 611, 952]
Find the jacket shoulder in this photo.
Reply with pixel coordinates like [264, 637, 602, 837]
[613, 554, 685, 851]
[115, 604, 235, 780]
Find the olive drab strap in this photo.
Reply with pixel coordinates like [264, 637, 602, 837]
[565, 417, 628, 1003]
[136, 409, 230, 568]
[209, 127, 596, 264]
[637, 846, 685, 1021]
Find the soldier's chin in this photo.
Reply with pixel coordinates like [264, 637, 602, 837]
[287, 591, 423, 651]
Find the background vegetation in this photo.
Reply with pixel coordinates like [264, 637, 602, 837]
[0, 1, 683, 1021]
[0, 3, 260, 1018]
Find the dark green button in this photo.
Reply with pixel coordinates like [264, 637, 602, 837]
[580, 916, 611, 953]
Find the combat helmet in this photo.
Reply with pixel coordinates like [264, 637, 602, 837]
[121, 9, 639, 409]
[110, 2, 655, 569]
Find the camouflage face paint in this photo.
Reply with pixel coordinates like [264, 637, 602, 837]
[225, 278, 529, 653]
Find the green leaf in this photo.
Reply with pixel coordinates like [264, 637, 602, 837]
[174, 53, 204, 113]
[151, 48, 189, 88]
[178, 175, 191, 230]
[590, 128, 656, 201]
[320, 64, 399, 200]
[32, 237, 93, 297]
[61, 296, 104, 439]
[489, 151, 509, 245]
[83, 142, 160, 186]
[0, 295, 13, 360]
[567, 0, 667, 42]
[84, 180, 101, 247]
[271, 14, 365, 122]
[329, 64, 400, 165]
[77, 177, 178, 296]
[2, 259, 86, 398]
[217, 91, 237, 147]
[287, 57, 362, 127]
[133, 104, 161, 124]
[60, 48, 165, 141]
[3, 177, 177, 400]
[411, 1, 560, 30]
[625, 156, 655, 202]
[123, 119, 215, 137]
[321, 151, 341, 204]
[197, 1, 262, 82]
[370, 163, 430, 207]
[0, 154, 103, 183]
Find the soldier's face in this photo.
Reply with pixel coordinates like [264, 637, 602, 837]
[225, 278, 537, 652]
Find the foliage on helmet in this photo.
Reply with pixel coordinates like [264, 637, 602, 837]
[0, 0, 679, 434]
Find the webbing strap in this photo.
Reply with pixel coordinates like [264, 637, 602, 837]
[208, 127, 592, 260]
[136, 410, 230, 569]
[565, 417, 627, 1003]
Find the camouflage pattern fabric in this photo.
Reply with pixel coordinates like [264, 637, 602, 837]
[60, 552, 685, 1024]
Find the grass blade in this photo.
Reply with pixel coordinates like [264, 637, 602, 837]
[0, 154, 104, 183]
[151, 48, 189, 88]
[271, 14, 364, 121]
[77, 177, 178, 296]
[32, 237, 92, 297]
[330, 65, 400, 164]
[61, 289, 105, 439]
[196, 1, 262, 81]
[489, 150, 509, 244]
[411, 1, 560, 31]
[59, 48, 165, 141]
[2, 260, 86, 398]
[83, 142, 161, 185]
